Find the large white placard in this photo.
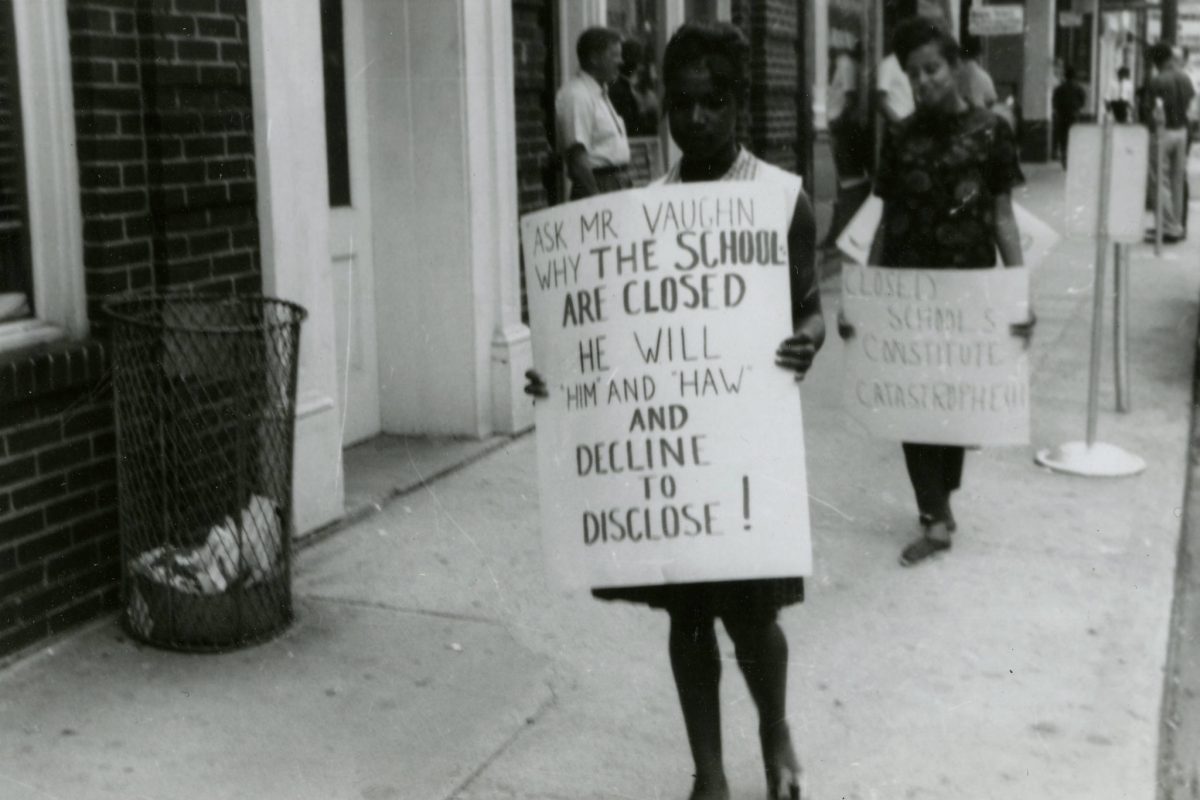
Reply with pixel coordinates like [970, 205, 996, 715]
[520, 183, 812, 591]
[842, 264, 1031, 446]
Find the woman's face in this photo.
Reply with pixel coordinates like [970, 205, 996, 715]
[666, 59, 738, 160]
[905, 41, 959, 112]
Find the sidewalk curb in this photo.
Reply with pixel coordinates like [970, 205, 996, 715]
[1157, 281, 1200, 799]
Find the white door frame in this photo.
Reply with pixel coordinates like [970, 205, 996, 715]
[248, 0, 344, 533]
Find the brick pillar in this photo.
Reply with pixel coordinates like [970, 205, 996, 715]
[732, 0, 801, 174]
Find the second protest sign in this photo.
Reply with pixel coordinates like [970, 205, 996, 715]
[521, 182, 812, 591]
[842, 263, 1031, 446]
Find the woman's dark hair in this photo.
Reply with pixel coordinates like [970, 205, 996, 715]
[1148, 42, 1175, 70]
[892, 17, 959, 69]
[662, 22, 750, 101]
[884, 0, 919, 29]
[576, 27, 622, 70]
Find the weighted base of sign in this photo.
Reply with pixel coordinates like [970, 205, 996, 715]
[1035, 441, 1146, 477]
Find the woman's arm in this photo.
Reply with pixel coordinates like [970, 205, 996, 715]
[993, 193, 1023, 267]
[867, 212, 887, 266]
[775, 193, 826, 379]
[993, 192, 1036, 341]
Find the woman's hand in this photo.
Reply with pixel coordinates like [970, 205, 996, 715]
[1010, 310, 1037, 349]
[775, 331, 819, 381]
[524, 368, 548, 399]
[836, 308, 856, 340]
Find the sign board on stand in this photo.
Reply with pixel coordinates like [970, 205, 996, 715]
[520, 184, 813, 591]
[969, 5, 1025, 36]
[1064, 124, 1150, 242]
[841, 264, 1031, 447]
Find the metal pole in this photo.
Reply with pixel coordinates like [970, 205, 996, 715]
[1113, 242, 1131, 413]
[1087, 118, 1114, 447]
[1155, 128, 1165, 256]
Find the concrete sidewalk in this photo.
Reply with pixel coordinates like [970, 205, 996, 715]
[0, 163, 1196, 800]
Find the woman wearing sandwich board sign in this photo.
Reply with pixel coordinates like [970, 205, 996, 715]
[523, 22, 824, 800]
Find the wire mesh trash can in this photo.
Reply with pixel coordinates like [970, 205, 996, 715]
[105, 294, 306, 651]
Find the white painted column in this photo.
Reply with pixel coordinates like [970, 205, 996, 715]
[813, 0, 829, 130]
[463, 1, 533, 434]
[362, 0, 533, 437]
[248, 0, 344, 533]
[1022, 0, 1057, 158]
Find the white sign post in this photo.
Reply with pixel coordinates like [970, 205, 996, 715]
[841, 264, 1031, 446]
[1036, 118, 1146, 476]
[520, 183, 813, 591]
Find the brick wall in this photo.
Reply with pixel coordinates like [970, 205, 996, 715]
[512, 0, 557, 323]
[512, 0, 557, 215]
[0, 0, 260, 660]
[137, 0, 260, 294]
[0, 345, 116, 656]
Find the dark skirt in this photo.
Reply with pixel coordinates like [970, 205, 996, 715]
[592, 577, 804, 621]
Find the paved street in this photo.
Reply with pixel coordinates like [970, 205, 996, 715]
[0, 163, 1197, 800]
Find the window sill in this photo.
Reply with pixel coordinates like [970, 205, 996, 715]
[0, 319, 66, 351]
[0, 332, 107, 405]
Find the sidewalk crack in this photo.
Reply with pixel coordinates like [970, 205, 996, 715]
[300, 594, 503, 626]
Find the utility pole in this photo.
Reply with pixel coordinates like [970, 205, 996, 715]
[1163, 0, 1179, 44]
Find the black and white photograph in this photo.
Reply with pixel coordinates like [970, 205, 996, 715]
[1, 0, 1200, 798]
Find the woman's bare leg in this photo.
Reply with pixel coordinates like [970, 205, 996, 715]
[724, 613, 800, 798]
[668, 609, 728, 799]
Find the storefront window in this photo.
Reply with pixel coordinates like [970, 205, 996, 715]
[0, 0, 31, 323]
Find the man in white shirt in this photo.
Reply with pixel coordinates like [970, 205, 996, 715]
[876, 51, 915, 128]
[555, 27, 632, 200]
[876, 0, 917, 132]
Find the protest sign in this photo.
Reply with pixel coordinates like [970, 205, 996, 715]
[842, 264, 1030, 446]
[1065, 124, 1150, 242]
[968, 5, 1024, 36]
[837, 196, 1060, 268]
[520, 183, 812, 591]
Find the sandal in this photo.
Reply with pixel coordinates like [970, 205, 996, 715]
[898, 516, 954, 567]
[765, 766, 801, 800]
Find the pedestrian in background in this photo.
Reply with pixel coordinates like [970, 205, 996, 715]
[821, 41, 871, 249]
[1144, 42, 1194, 243]
[956, 36, 998, 112]
[529, 20, 825, 800]
[634, 56, 662, 136]
[846, 16, 1034, 567]
[555, 27, 632, 199]
[1051, 66, 1086, 168]
[876, 0, 918, 127]
[1106, 66, 1134, 123]
[609, 38, 653, 137]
